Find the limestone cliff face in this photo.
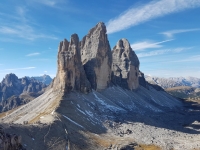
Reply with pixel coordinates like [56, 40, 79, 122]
[53, 34, 91, 93]
[80, 22, 112, 91]
[53, 23, 141, 93]
[112, 39, 140, 90]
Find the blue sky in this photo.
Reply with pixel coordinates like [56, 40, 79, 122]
[0, 0, 200, 81]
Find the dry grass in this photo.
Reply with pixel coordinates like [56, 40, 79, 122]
[135, 144, 161, 150]
[87, 133, 112, 147]
[165, 86, 192, 91]
[0, 106, 22, 118]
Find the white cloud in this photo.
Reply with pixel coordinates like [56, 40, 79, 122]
[0, 7, 58, 41]
[0, 25, 58, 40]
[16, 6, 27, 22]
[26, 52, 40, 56]
[131, 39, 173, 51]
[172, 55, 200, 62]
[107, 0, 200, 34]
[160, 28, 200, 38]
[32, 0, 65, 7]
[137, 47, 192, 57]
[5, 67, 36, 71]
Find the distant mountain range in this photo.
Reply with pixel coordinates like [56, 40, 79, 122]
[145, 76, 200, 89]
[28, 74, 52, 85]
[145, 76, 200, 100]
[0, 73, 50, 112]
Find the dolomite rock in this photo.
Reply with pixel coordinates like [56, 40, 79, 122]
[138, 71, 148, 89]
[111, 39, 140, 90]
[53, 34, 91, 93]
[80, 22, 112, 91]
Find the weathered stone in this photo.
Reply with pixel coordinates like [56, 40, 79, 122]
[111, 39, 140, 90]
[53, 34, 91, 93]
[138, 71, 148, 89]
[80, 22, 112, 91]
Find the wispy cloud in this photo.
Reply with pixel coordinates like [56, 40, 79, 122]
[131, 39, 173, 51]
[172, 55, 200, 62]
[26, 52, 40, 56]
[4, 67, 36, 71]
[0, 7, 58, 41]
[31, 0, 65, 7]
[137, 47, 192, 57]
[107, 0, 200, 34]
[30, 58, 50, 61]
[16, 6, 28, 23]
[160, 28, 200, 38]
[0, 25, 58, 41]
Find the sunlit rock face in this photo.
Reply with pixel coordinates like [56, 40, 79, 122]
[53, 23, 141, 93]
[112, 39, 140, 90]
[53, 34, 91, 93]
[80, 22, 112, 91]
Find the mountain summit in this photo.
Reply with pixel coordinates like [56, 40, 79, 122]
[52, 22, 140, 93]
[1, 23, 199, 150]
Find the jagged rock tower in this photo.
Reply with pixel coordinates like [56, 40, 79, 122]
[112, 39, 140, 90]
[53, 22, 140, 93]
[80, 22, 112, 91]
[53, 34, 91, 93]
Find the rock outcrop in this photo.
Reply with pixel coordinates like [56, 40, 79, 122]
[111, 39, 140, 90]
[80, 22, 112, 91]
[138, 71, 148, 89]
[53, 34, 91, 93]
[53, 23, 142, 93]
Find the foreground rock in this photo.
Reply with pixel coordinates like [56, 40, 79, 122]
[0, 125, 25, 150]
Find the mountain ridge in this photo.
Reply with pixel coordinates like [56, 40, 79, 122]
[0, 22, 200, 150]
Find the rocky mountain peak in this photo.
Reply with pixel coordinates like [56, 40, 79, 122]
[87, 22, 106, 37]
[112, 39, 140, 90]
[59, 38, 69, 52]
[70, 34, 79, 46]
[116, 38, 131, 49]
[53, 34, 91, 93]
[2, 73, 19, 86]
[53, 22, 141, 93]
[81, 22, 112, 91]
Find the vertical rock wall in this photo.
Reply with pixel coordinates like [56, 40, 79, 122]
[53, 22, 141, 94]
[53, 34, 91, 93]
[112, 39, 140, 90]
[80, 22, 112, 91]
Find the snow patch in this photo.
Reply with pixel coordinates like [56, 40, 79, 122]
[92, 91, 125, 112]
[77, 108, 86, 115]
[62, 115, 84, 128]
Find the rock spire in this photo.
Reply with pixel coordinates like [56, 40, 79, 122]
[111, 38, 140, 90]
[80, 22, 112, 91]
[53, 23, 141, 94]
[53, 34, 91, 93]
